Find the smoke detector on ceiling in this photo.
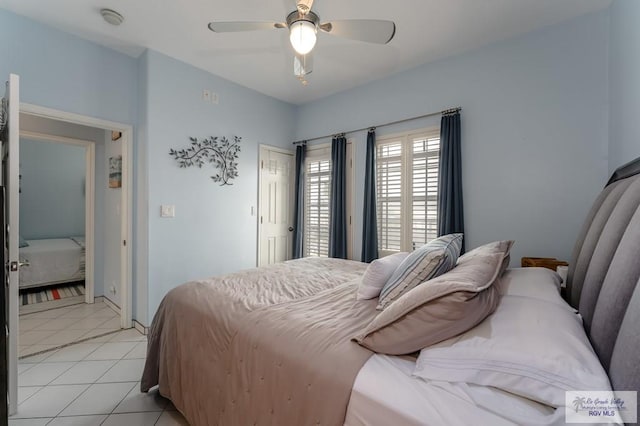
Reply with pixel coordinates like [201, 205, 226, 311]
[100, 8, 124, 26]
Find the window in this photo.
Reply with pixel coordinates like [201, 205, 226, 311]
[303, 144, 353, 258]
[376, 129, 440, 255]
[304, 152, 331, 257]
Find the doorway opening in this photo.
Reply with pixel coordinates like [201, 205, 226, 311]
[17, 130, 93, 317]
[16, 105, 133, 358]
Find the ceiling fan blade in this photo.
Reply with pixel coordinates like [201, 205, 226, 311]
[294, 52, 313, 85]
[319, 20, 396, 44]
[208, 21, 286, 33]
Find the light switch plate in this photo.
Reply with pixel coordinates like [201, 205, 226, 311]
[160, 205, 175, 218]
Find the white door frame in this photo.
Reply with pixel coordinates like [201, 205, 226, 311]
[257, 144, 294, 266]
[20, 103, 133, 328]
[19, 130, 96, 305]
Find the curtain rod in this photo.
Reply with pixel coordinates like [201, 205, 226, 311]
[292, 107, 461, 145]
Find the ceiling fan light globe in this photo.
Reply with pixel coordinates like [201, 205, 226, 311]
[289, 20, 317, 55]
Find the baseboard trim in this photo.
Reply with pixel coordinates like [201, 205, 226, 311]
[97, 296, 121, 315]
[133, 320, 148, 335]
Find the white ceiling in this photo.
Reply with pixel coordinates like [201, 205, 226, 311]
[0, 0, 611, 105]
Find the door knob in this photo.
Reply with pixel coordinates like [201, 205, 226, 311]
[288, 227, 294, 232]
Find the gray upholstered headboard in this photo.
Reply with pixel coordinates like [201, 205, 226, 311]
[566, 156, 640, 394]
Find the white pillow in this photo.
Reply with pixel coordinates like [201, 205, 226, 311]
[356, 252, 409, 300]
[500, 267, 575, 311]
[413, 295, 611, 407]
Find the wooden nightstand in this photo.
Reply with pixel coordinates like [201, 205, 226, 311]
[520, 257, 568, 271]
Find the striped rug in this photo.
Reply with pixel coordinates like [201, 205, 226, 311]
[20, 282, 85, 306]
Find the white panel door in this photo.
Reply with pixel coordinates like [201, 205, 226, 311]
[258, 147, 294, 266]
[2, 73, 20, 416]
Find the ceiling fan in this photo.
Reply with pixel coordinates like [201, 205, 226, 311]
[208, 0, 396, 85]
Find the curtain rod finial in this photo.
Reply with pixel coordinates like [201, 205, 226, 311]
[442, 107, 462, 115]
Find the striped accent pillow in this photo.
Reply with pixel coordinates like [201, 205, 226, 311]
[377, 234, 463, 310]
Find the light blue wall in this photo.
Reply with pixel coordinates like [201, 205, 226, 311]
[295, 10, 610, 266]
[609, 0, 640, 172]
[142, 50, 296, 324]
[19, 139, 86, 240]
[0, 10, 137, 125]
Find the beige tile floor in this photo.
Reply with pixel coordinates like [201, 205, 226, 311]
[19, 300, 122, 358]
[11, 328, 189, 425]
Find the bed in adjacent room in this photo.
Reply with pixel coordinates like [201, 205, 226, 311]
[142, 157, 640, 425]
[18, 236, 85, 289]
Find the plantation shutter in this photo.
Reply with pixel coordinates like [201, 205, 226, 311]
[304, 152, 331, 257]
[411, 135, 440, 247]
[376, 130, 440, 254]
[376, 140, 403, 254]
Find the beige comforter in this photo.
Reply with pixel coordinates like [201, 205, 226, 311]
[141, 257, 376, 426]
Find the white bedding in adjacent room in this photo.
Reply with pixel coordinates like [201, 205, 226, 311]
[345, 354, 565, 426]
[19, 238, 85, 289]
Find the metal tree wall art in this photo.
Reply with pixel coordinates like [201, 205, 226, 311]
[169, 136, 241, 186]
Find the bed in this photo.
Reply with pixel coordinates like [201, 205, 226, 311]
[19, 237, 85, 289]
[142, 157, 640, 425]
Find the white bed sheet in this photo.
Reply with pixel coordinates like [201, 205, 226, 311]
[345, 354, 567, 426]
[19, 238, 84, 288]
